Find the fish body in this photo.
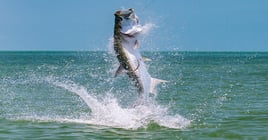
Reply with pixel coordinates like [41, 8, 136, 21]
[113, 8, 166, 98]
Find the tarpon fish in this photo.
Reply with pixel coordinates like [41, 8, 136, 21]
[113, 8, 167, 98]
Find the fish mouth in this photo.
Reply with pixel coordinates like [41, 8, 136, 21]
[114, 8, 135, 19]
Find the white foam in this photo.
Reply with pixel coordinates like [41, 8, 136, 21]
[52, 80, 190, 129]
[141, 23, 156, 35]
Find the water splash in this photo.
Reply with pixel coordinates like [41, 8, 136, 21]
[52, 80, 190, 129]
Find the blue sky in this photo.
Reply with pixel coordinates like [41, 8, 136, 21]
[0, 0, 267, 51]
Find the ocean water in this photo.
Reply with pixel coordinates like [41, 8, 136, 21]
[0, 51, 267, 139]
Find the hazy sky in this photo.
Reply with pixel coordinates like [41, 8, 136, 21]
[0, 0, 267, 51]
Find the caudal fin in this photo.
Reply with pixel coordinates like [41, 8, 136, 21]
[150, 78, 168, 94]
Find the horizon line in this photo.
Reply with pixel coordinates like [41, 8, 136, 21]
[0, 50, 267, 53]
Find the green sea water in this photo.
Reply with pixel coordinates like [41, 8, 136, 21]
[0, 51, 267, 139]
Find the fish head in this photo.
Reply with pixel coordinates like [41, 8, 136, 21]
[114, 8, 138, 21]
[114, 8, 139, 32]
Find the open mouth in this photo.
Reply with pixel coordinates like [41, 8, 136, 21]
[123, 9, 134, 19]
[115, 8, 134, 19]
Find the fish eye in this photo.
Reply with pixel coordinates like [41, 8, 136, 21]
[129, 8, 134, 12]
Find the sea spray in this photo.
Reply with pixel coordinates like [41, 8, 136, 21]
[52, 79, 190, 129]
[0, 51, 190, 129]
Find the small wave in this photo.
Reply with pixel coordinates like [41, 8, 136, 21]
[50, 79, 190, 129]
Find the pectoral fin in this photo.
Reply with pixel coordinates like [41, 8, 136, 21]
[134, 40, 139, 49]
[114, 65, 126, 77]
[150, 78, 168, 94]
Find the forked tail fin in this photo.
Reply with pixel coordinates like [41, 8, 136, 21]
[150, 78, 168, 94]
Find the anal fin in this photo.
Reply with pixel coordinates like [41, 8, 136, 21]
[150, 78, 168, 94]
[142, 56, 152, 62]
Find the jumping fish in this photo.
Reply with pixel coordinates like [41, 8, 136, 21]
[113, 8, 167, 98]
